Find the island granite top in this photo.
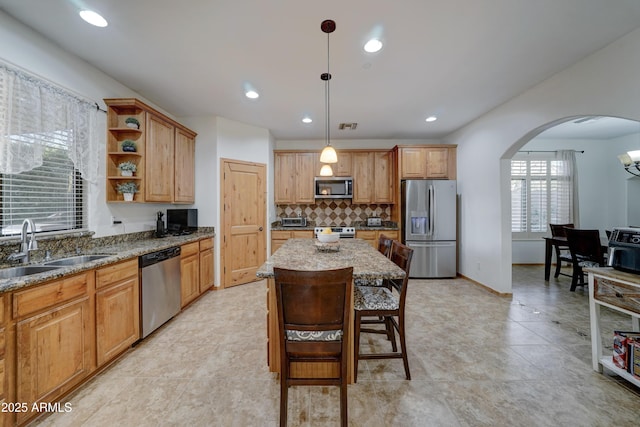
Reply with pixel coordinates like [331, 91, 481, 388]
[256, 238, 405, 279]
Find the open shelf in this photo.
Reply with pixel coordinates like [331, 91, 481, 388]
[600, 356, 640, 387]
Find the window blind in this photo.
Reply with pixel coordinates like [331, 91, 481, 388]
[1, 130, 84, 236]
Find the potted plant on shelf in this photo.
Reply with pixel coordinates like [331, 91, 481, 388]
[121, 140, 137, 152]
[125, 117, 140, 129]
[116, 182, 139, 202]
[117, 161, 137, 177]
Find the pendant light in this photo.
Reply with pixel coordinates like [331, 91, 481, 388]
[319, 164, 334, 176]
[319, 19, 338, 165]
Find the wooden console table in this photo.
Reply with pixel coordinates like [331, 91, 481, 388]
[587, 267, 640, 387]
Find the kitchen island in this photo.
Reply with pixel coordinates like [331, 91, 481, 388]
[256, 238, 406, 383]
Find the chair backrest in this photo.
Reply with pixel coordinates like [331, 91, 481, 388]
[565, 228, 605, 265]
[387, 241, 414, 306]
[377, 234, 393, 258]
[549, 223, 574, 237]
[273, 267, 353, 339]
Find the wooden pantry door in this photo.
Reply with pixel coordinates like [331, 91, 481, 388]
[221, 159, 266, 288]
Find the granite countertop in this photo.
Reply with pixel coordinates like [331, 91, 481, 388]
[0, 231, 215, 294]
[256, 238, 405, 279]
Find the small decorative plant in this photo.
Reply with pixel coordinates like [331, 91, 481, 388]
[116, 181, 139, 194]
[121, 140, 137, 152]
[117, 161, 137, 176]
[125, 117, 140, 129]
[116, 181, 139, 201]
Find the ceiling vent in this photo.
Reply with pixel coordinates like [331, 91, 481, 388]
[339, 122, 358, 130]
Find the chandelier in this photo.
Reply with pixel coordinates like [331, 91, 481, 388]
[618, 150, 640, 176]
[319, 19, 337, 177]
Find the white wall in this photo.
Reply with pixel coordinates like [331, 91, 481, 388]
[0, 10, 192, 238]
[448, 27, 640, 293]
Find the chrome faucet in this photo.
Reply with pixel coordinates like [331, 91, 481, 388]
[6, 219, 38, 264]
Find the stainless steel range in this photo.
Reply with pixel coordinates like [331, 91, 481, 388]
[314, 226, 355, 238]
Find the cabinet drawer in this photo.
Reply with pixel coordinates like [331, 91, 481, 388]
[291, 230, 313, 239]
[199, 238, 213, 251]
[272, 230, 291, 240]
[13, 272, 90, 318]
[181, 242, 200, 258]
[0, 294, 4, 324]
[356, 230, 377, 240]
[594, 277, 640, 315]
[96, 258, 138, 290]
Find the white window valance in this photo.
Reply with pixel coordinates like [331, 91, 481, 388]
[0, 62, 101, 183]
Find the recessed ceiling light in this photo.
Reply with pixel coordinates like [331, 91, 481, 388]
[364, 39, 382, 53]
[425, 116, 437, 122]
[79, 10, 108, 27]
[302, 117, 312, 124]
[245, 90, 259, 99]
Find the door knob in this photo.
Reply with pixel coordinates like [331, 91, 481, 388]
[259, 227, 263, 231]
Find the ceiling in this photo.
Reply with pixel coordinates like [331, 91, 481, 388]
[2, 0, 640, 141]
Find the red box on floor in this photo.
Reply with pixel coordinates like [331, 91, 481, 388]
[613, 331, 640, 370]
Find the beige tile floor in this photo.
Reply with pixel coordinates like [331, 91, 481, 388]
[32, 265, 640, 426]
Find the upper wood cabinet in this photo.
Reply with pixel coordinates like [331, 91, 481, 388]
[315, 151, 352, 177]
[296, 153, 317, 203]
[274, 152, 317, 204]
[105, 98, 197, 204]
[352, 150, 394, 203]
[397, 145, 456, 180]
[145, 113, 175, 202]
[174, 127, 196, 203]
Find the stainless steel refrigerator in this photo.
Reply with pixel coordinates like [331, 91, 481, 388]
[401, 180, 457, 278]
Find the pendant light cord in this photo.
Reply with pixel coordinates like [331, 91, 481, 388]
[325, 30, 331, 147]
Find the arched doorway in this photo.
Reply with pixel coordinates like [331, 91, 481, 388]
[505, 116, 640, 268]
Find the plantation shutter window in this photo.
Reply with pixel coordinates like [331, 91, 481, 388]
[511, 151, 579, 239]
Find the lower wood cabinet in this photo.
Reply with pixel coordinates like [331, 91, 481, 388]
[181, 241, 201, 307]
[13, 272, 94, 425]
[271, 230, 314, 254]
[95, 259, 139, 367]
[199, 238, 214, 293]
[356, 229, 399, 249]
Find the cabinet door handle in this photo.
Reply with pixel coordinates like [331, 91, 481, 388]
[259, 227, 263, 231]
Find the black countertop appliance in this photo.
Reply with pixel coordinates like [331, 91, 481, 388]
[167, 208, 198, 235]
[608, 227, 640, 274]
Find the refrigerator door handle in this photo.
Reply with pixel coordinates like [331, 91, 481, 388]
[428, 184, 435, 236]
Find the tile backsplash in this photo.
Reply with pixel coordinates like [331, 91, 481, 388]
[277, 200, 391, 226]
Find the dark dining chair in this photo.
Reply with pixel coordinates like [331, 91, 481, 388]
[564, 228, 606, 291]
[549, 223, 574, 279]
[353, 240, 413, 382]
[273, 267, 353, 427]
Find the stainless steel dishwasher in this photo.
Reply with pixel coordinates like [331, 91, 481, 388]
[139, 246, 181, 338]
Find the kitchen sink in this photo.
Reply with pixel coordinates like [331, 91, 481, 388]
[0, 265, 61, 279]
[44, 254, 111, 266]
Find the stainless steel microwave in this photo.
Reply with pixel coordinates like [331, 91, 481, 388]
[314, 177, 353, 199]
